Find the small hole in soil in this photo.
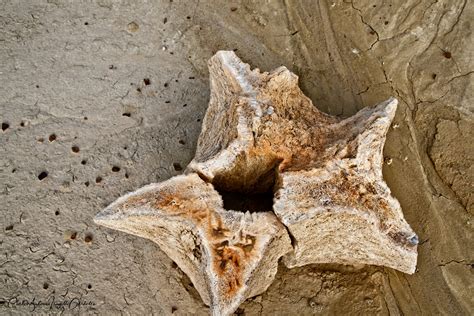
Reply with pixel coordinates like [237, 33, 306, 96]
[70, 232, 77, 240]
[165, 100, 170, 104]
[43, 283, 49, 289]
[384, 21, 389, 25]
[432, 73, 437, 79]
[12, 168, 16, 173]
[71, 146, 80, 153]
[36, 84, 40, 88]
[136, 87, 141, 92]
[171, 306, 178, 313]
[186, 16, 191, 19]
[173, 163, 182, 171]
[84, 234, 93, 243]
[109, 65, 114, 69]
[125, 173, 129, 179]
[81, 160, 87, 165]
[443, 51, 452, 59]
[230, 7, 238, 11]
[84, 22, 89, 25]
[87, 284, 92, 289]
[20, 121, 25, 127]
[2, 122, 9, 131]
[171, 262, 178, 269]
[122, 112, 131, 117]
[112, 166, 120, 172]
[85, 181, 90, 187]
[49, 134, 57, 142]
[55, 210, 60, 216]
[6, 225, 13, 231]
[95, 176, 102, 183]
[144, 78, 151, 85]
[178, 139, 185, 145]
[188, 76, 195, 80]
[182, 104, 187, 107]
[38, 171, 48, 180]
[84, 117, 88, 120]
[164, 82, 169, 87]
[163, 17, 168, 24]
[127, 21, 139, 32]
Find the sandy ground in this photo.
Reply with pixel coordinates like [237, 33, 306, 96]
[1, 0, 473, 315]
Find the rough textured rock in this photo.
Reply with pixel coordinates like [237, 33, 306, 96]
[95, 51, 416, 315]
[95, 173, 292, 316]
[189, 51, 417, 274]
[1, 0, 472, 315]
[274, 98, 418, 273]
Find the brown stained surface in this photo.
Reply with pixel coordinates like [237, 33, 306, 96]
[196, 63, 388, 182]
[259, 74, 340, 170]
[1, 1, 472, 315]
[206, 228, 260, 299]
[301, 168, 416, 248]
[211, 233, 258, 298]
[115, 175, 266, 301]
[208, 214, 230, 239]
[316, 171, 384, 213]
[212, 244, 243, 296]
[206, 219, 261, 299]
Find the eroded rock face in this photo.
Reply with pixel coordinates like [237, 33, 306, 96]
[94, 51, 417, 315]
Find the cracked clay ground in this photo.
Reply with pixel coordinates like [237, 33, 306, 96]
[1, 0, 473, 315]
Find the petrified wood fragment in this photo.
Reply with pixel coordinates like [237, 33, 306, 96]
[95, 51, 418, 315]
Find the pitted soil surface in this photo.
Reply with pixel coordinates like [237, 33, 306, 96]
[1, 1, 472, 315]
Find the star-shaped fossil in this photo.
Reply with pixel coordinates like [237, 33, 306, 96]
[94, 51, 418, 316]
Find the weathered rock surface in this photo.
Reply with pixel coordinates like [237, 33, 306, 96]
[95, 51, 417, 315]
[95, 173, 292, 316]
[189, 51, 417, 274]
[274, 99, 418, 273]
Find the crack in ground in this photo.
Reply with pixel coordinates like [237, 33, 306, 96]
[345, 0, 380, 51]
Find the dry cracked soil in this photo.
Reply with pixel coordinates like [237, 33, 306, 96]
[0, 0, 473, 315]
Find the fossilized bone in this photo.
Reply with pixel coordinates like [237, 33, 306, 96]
[95, 173, 291, 315]
[94, 51, 418, 316]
